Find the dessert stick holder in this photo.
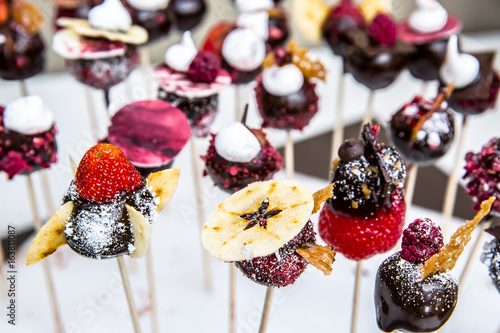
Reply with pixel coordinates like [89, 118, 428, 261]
[229, 263, 236, 333]
[146, 245, 159, 333]
[26, 175, 64, 333]
[360, 90, 375, 133]
[84, 86, 101, 141]
[459, 218, 491, 285]
[285, 131, 294, 180]
[258, 286, 275, 333]
[117, 256, 142, 333]
[405, 163, 419, 210]
[189, 136, 214, 292]
[329, 72, 346, 173]
[350, 261, 363, 333]
[441, 115, 469, 238]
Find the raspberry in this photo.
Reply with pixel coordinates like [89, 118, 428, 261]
[318, 189, 406, 261]
[187, 51, 221, 84]
[74, 143, 143, 203]
[401, 218, 443, 263]
[368, 13, 396, 46]
[463, 138, 500, 214]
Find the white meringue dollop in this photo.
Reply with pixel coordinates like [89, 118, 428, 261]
[236, 0, 273, 12]
[409, 0, 448, 34]
[4, 96, 54, 135]
[237, 11, 269, 40]
[263, 64, 304, 97]
[164, 31, 197, 72]
[126, 0, 170, 11]
[222, 28, 266, 72]
[214, 122, 261, 163]
[88, 0, 132, 32]
[440, 35, 480, 89]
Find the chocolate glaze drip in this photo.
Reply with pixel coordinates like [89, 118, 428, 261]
[375, 253, 459, 332]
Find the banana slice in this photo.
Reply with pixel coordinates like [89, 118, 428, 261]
[26, 202, 73, 266]
[127, 205, 153, 258]
[292, 0, 330, 43]
[56, 17, 147, 45]
[202, 180, 314, 261]
[146, 168, 180, 212]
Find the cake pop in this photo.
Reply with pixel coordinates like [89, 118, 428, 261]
[255, 41, 326, 131]
[123, 0, 172, 44]
[439, 35, 499, 115]
[390, 86, 455, 165]
[0, 0, 45, 80]
[26, 143, 179, 263]
[375, 198, 494, 332]
[170, 0, 206, 32]
[106, 99, 191, 177]
[202, 179, 336, 288]
[52, 0, 147, 94]
[202, 119, 283, 194]
[0, 96, 57, 179]
[155, 31, 231, 137]
[398, 0, 462, 82]
[319, 123, 406, 261]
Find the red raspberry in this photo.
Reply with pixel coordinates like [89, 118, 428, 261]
[74, 143, 143, 203]
[368, 13, 397, 46]
[187, 51, 221, 84]
[401, 218, 443, 263]
[318, 189, 406, 261]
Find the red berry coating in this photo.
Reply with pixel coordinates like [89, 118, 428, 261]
[463, 137, 500, 214]
[187, 50, 221, 84]
[74, 143, 143, 203]
[368, 13, 397, 46]
[401, 218, 443, 263]
[318, 189, 406, 261]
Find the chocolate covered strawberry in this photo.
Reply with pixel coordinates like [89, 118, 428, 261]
[318, 123, 406, 261]
[26, 143, 180, 263]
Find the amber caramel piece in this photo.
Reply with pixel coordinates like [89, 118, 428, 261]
[297, 243, 336, 275]
[421, 197, 495, 279]
[312, 183, 334, 214]
[12, 0, 43, 34]
[288, 41, 327, 81]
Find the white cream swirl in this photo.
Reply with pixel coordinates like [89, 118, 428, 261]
[214, 122, 261, 163]
[409, 0, 448, 34]
[164, 31, 197, 72]
[263, 64, 304, 97]
[440, 35, 480, 89]
[88, 0, 132, 32]
[126, 0, 170, 11]
[237, 11, 269, 40]
[235, 0, 273, 12]
[222, 28, 266, 72]
[4, 96, 54, 135]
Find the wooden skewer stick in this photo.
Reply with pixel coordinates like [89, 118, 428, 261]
[40, 170, 55, 215]
[258, 286, 275, 333]
[350, 261, 363, 333]
[189, 137, 214, 292]
[229, 264, 236, 333]
[117, 256, 142, 333]
[459, 220, 490, 285]
[330, 73, 346, 171]
[405, 163, 419, 210]
[19, 80, 28, 97]
[84, 86, 100, 140]
[441, 115, 469, 238]
[285, 131, 294, 180]
[140, 48, 154, 100]
[421, 80, 430, 97]
[26, 175, 64, 333]
[360, 90, 375, 133]
[146, 245, 159, 333]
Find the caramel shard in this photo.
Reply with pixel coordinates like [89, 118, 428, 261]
[127, 205, 152, 258]
[26, 202, 73, 266]
[421, 197, 495, 279]
[146, 168, 180, 212]
[312, 183, 334, 214]
[297, 244, 336, 275]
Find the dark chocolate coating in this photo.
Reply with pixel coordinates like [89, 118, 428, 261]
[0, 22, 45, 80]
[408, 38, 448, 82]
[158, 89, 218, 138]
[338, 139, 364, 161]
[375, 253, 458, 332]
[170, 0, 206, 32]
[390, 97, 455, 165]
[125, 4, 173, 44]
